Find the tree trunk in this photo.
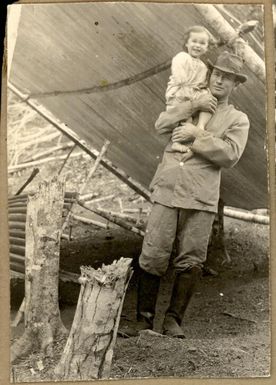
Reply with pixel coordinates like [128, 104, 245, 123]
[54, 258, 133, 381]
[11, 178, 68, 363]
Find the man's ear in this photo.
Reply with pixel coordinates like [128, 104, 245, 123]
[234, 80, 241, 89]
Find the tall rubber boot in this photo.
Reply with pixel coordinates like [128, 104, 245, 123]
[136, 269, 161, 330]
[162, 266, 202, 338]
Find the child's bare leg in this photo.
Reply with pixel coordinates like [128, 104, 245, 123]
[196, 111, 212, 131]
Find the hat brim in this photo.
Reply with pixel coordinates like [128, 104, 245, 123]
[207, 59, 248, 83]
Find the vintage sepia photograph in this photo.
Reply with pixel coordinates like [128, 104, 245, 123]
[6, 1, 270, 382]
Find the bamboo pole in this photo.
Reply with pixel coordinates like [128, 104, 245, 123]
[97, 207, 143, 224]
[25, 143, 74, 162]
[78, 192, 99, 202]
[84, 194, 115, 205]
[10, 245, 25, 256]
[223, 207, 269, 224]
[72, 214, 109, 229]
[194, 4, 265, 83]
[8, 208, 27, 214]
[8, 151, 86, 173]
[9, 214, 26, 222]
[10, 262, 25, 274]
[9, 222, 25, 230]
[77, 200, 145, 237]
[10, 253, 25, 264]
[9, 230, 25, 239]
[8, 81, 151, 201]
[9, 237, 25, 247]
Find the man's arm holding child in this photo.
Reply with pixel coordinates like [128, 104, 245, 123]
[155, 94, 217, 135]
[172, 115, 250, 168]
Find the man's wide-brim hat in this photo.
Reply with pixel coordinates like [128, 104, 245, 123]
[208, 51, 248, 83]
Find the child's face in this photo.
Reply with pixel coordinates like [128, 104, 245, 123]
[185, 31, 209, 58]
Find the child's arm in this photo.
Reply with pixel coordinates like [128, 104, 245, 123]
[170, 52, 190, 84]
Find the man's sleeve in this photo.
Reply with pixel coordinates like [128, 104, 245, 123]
[191, 113, 250, 168]
[155, 102, 195, 135]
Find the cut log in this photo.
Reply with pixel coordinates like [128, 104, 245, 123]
[10, 178, 68, 363]
[54, 258, 133, 380]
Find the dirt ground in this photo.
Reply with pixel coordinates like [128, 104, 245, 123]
[10, 190, 270, 381]
[8, 93, 270, 381]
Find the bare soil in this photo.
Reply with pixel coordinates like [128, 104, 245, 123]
[8, 93, 270, 381]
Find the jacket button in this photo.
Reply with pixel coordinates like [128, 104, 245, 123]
[179, 162, 184, 166]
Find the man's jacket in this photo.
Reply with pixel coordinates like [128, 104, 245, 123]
[150, 101, 250, 213]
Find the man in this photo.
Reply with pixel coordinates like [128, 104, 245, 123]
[136, 51, 250, 338]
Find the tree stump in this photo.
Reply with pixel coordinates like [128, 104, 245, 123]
[11, 178, 68, 363]
[54, 257, 133, 381]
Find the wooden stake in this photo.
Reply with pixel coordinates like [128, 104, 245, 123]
[54, 258, 133, 380]
[15, 168, 39, 195]
[11, 299, 25, 328]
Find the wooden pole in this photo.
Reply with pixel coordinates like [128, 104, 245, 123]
[194, 4, 265, 83]
[54, 258, 133, 380]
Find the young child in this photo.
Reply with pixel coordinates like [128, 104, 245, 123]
[166, 25, 215, 153]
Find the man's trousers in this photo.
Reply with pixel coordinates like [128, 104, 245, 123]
[139, 203, 215, 276]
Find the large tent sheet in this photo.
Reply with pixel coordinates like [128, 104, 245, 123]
[9, 2, 268, 210]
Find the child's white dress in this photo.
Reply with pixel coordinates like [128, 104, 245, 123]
[166, 51, 209, 107]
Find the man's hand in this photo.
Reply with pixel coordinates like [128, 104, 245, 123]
[192, 94, 217, 114]
[172, 123, 203, 143]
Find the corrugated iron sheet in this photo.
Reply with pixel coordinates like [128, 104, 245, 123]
[9, 2, 267, 210]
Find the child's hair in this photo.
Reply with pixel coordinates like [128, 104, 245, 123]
[182, 25, 216, 51]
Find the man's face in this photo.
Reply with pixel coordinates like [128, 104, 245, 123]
[209, 69, 238, 100]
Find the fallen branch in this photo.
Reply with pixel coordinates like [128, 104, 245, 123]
[222, 311, 257, 323]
